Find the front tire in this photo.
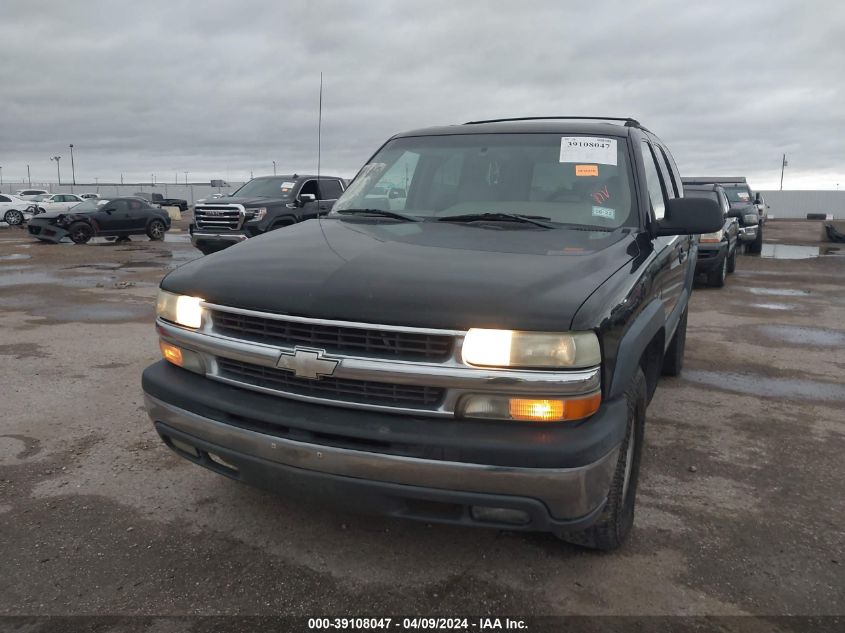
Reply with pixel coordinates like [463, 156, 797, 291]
[661, 307, 688, 377]
[146, 219, 166, 241]
[726, 246, 737, 273]
[748, 226, 763, 254]
[4, 209, 24, 226]
[560, 368, 646, 551]
[707, 255, 727, 287]
[67, 222, 94, 244]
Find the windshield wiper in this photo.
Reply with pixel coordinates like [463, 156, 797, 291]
[335, 208, 421, 222]
[437, 212, 555, 228]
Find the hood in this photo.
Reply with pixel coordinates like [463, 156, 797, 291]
[30, 211, 65, 221]
[197, 196, 287, 207]
[163, 218, 638, 330]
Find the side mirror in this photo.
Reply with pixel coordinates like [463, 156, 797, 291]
[754, 192, 762, 204]
[726, 208, 743, 219]
[298, 193, 317, 206]
[654, 197, 723, 236]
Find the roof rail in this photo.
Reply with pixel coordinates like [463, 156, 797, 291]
[463, 116, 645, 129]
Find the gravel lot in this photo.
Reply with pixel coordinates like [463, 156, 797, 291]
[1, 219, 843, 626]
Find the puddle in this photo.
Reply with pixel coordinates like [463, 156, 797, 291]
[39, 303, 151, 322]
[0, 270, 116, 288]
[749, 302, 794, 311]
[760, 244, 844, 259]
[0, 253, 31, 261]
[758, 325, 845, 347]
[747, 287, 810, 297]
[684, 370, 845, 402]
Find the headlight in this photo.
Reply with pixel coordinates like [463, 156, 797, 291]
[247, 207, 268, 221]
[743, 213, 758, 224]
[156, 290, 204, 328]
[461, 329, 600, 368]
[700, 229, 724, 243]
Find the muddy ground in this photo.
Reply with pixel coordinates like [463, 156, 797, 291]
[0, 219, 843, 628]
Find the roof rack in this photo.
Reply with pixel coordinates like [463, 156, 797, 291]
[463, 116, 646, 129]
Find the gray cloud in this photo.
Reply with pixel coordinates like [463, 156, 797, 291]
[1, 0, 843, 189]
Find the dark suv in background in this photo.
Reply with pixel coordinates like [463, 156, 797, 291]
[190, 174, 346, 255]
[143, 116, 722, 550]
[682, 177, 763, 253]
[683, 184, 738, 287]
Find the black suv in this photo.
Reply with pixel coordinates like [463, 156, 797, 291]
[682, 177, 763, 253]
[683, 184, 739, 287]
[189, 174, 346, 255]
[142, 117, 721, 550]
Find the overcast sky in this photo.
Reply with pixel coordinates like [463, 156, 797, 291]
[1, 0, 844, 189]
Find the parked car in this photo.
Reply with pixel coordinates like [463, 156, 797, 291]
[27, 196, 171, 244]
[26, 193, 85, 214]
[189, 174, 345, 255]
[15, 189, 49, 200]
[682, 177, 762, 253]
[1, 193, 35, 226]
[142, 116, 721, 550]
[683, 184, 739, 287]
[79, 192, 100, 200]
[133, 192, 189, 212]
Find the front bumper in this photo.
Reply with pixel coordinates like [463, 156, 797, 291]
[142, 361, 625, 531]
[737, 225, 758, 242]
[189, 226, 248, 250]
[695, 241, 728, 273]
[27, 222, 67, 242]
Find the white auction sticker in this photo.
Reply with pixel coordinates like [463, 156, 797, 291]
[281, 181, 296, 190]
[560, 137, 617, 166]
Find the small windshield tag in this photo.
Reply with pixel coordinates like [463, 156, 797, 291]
[592, 205, 616, 219]
[281, 181, 295, 190]
[560, 137, 617, 166]
[575, 164, 599, 177]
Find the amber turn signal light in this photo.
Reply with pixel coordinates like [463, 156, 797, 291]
[508, 393, 601, 422]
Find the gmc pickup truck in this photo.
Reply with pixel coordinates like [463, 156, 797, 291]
[142, 117, 721, 550]
[189, 174, 346, 255]
[682, 177, 763, 253]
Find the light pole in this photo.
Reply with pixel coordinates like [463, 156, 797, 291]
[273, 160, 276, 175]
[27, 165, 31, 186]
[779, 154, 788, 191]
[69, 144, 76, 186]
[184, 172, 188, 186]
[51, 156, 62, 186]
[0, 165, 3, 190]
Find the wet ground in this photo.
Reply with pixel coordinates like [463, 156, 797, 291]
[1, 219, 843, 626]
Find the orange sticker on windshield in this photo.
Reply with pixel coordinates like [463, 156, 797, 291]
[575, 164, 599, 177]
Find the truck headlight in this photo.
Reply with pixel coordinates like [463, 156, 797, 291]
[247, 207, 268, 221]
[156, 290, 204, 328]
[461, 329, 600, 368]
[743, 213, 758, 224]
[700, 229, 724, 243]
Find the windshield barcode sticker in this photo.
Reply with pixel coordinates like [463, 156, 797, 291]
[592, 205, 616, 219]
[560, 137, 617, 166]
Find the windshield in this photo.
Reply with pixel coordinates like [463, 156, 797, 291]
[230, 177, 295, 199]
[333, 133, 636, 228]
[722, 184, 753, 204]
[71, 199, 110, 213]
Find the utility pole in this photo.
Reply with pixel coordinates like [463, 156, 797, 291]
[184, 171, 188, 186]
[0, 166, 3, 190]
[273, 160, 276, 175]
[27, 165, 31, 186]
[69, 144, 76, 186]
[51, 156, 62, 185]
[779, 154, 788, 191]
[120, 173, 124, 185]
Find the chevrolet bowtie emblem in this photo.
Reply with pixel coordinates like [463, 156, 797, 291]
[276, 347, 340, 380]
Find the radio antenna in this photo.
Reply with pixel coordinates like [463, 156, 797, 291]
[317, 72, 322, 185]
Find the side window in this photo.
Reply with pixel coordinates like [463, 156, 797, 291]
[0, 195, 10, 203]
[129, 200, 143, 210]
[657, 146, 682, 198]
[110, 200, 129, 212]
[721, 192, 730, 214]
[298, 180, 319, 199]
[318, 179, 343, 200]
[640, 141, 667, 220]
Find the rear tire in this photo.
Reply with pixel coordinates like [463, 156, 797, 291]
[707, 255, 727, 287]
[559, 368, 646, 551]
[147, 219, 166, 241]
[726, 246, 737, 273]
[67, 222, 94, 244]
[4, 209, 24, 226]
[661, 307, 687, 376]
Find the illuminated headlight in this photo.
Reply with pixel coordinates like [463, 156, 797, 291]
[700, 229, 724, 243]
[247, 207, 268, 221]
[743, 213, 758, 224]
[156, 290, 204, 328]
[461, 329, 600, 369]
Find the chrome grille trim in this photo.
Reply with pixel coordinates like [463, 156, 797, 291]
[194, 204, 245, 230]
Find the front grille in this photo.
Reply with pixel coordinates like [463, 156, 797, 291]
[194, 206, 241, 230]
[212, 310, 454, 362]
[217, 358, 445, 409]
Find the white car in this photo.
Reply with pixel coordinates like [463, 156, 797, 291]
[15, 189, 49, 200]
[29, 193, 85, 213]
[79, 192, 100, 200]
[1, 193, 34, 225]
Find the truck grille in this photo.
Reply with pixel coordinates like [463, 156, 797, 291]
[217, 358, 445, 409]
[211, 310, 454, 362]
[194, 205, 242, 230]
